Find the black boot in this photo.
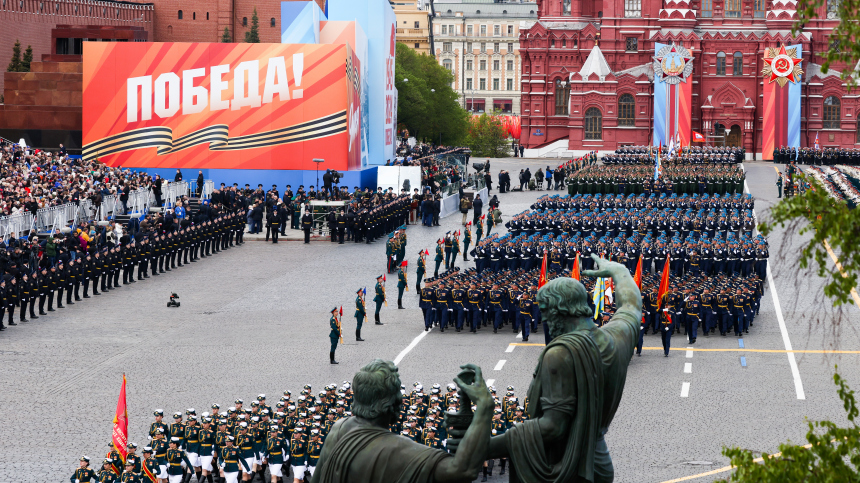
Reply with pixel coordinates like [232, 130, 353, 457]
[330, 352, 339, 364]
[356, 329, 364, 341]
[375, 313, 383, 325]
[397, 299, 404, 309]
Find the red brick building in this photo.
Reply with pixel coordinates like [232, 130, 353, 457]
[518, 0, 858, 157]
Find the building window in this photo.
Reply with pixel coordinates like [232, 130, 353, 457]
[466, 60, 473, 70]
[178, 9, 183, 19]
[207, 12, 209, 20]
[242, 17, 248, 26]
[441, 25, 447, 34]
[585, 108, 603, 139]
[733, 52, 743, 76]
[494, 99, 513, 113]
[507, 79, 513, 90]
[754, 0, 765, 16]
[726, 0, 741, 16]
[626, 37, 638, 52]
[493, 60, 500, 70]
[443, 59, 453, 71]
[480, 25, 486, 36]
[554, 79, 570, 115]
[508, 25, 513, 35]
[443, 42, 452, 53]
[467, 25, 473, 35]
[415, 43, 420, 48]
[562, 39, 567, 48]
[551, 39, 556, 48]
[827, 0, 840, 18]
[624, 0, 641, 17]
[481, 42, 486, 53]
[618, 94, 635, 126]
[493, 78, 500, 90]
[467, 42, 472, 51]
[479, 78, 486, 90]
[494, 42, 500, 52]
[414, 21, 420, 28]
[507, 60, 514, 70]
[494, 25, 500, 35]
[466, 78, 473, 90]
[701, 0, 713, 17]
[716, 52, 726, 75]
[508, 42, 514, 52]
[824, 96, 841, 129]
[479, 60, 486, 71]
[192, 12, 196, 20]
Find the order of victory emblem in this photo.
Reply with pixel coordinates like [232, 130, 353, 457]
[653, 44, 694, 85]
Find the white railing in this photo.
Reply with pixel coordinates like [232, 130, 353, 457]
[96, 194, 119, 221]
[35, 203, 78, 234]
[126, 187, 154, 215]
[0, 212, 36, 241]
[162, 181, 188, 208]
[201, 180, 214, 200]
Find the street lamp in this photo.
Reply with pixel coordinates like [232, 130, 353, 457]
[313, 158, 324, 191]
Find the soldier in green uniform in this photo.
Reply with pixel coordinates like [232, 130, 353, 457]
[353, 288, 366, 341]
[165, 437, 193, 483]
[434, 238, 444, 277]
[289, 430, 308, 482]
[306, 429, 324, 479]
[373, 274, 386, 325]
[416, 250, 427, 292]
[329, 307, 341, 365]
[120, 460, 139, 483]
[124, 443, 141, 474]
[218, 436, 251, 483]
[106, 443, 124, 476]
[476, 216, 484, 244]
[140, 447, 159, 483]
[776, 171, 783, 198]
[97, 458, 119, 483]
[463, 224, 472, 262]
[71, 456, 99, 483]
[397, 262, 408, 309]
[148, 410, 168, 440]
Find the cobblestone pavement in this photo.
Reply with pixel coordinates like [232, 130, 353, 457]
[1, 158, 858, 482]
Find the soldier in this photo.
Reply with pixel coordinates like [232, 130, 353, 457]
[329, 307, 341, 365]
[451, 281, 466, 333]
[289, 430, 307, 483]
[659, 294, 673, 356]
[306, 429, 323, 478]
[463, 223, 472, 261]
[71, 456, 99, 483]
[218, 436, 251, 483]
[165, 437, 193, 483]
[264, 425, 288, 483]
[434, 238, 444, 277]
[373, 274, 386, 325]
[684, 292, 701, 344]
[120, 460, 139, 483]
[354, 288, 366, 342]
[776, 171, 783, 198]
[301, 206, 313, 244]
[416, 250, 427, 293]
[97, 458, 119, 483]
[397, 262, 408, 309]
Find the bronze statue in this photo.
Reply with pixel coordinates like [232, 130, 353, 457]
[312, 360, 493, 483]
[458, 255, 643, 482]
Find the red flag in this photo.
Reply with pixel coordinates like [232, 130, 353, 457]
[424, 249, 429, 256]
[633, 256, 643, 289]
[692, 130, 705, 143]
[571, 252, 580, 281]
[383, 274, 386, 282]
[339, 306, 343, 317]
[538, 252, 548, 288]
[112, 374, 129, 464]
[656, 255, 671, 310]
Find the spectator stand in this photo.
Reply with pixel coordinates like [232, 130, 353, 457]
[0, 212, 36, 242]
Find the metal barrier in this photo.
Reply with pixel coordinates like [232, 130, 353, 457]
[0, 212, 36, 241]
[201, 180, 214, 200]
[35, 203, 78, 233]
[161, 181, 188, 208]
[76, 199, 96, 226]
[127, 187, 154, 215]
[96, 194, 119, 221]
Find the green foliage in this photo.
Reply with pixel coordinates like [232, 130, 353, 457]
[465, 114, 509, 158]
[221, 27, 232, 43]
[244, 8, 260, 43]
[793, 0, 860, 88]
[719, 368, 860, 482]
[22, 45, 32, 72]
[759, 174, 860, 306]
[7, 40, 22, 72]
[394, 43, 468, 145]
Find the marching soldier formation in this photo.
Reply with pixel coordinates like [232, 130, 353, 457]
[566, 164, 747, 196]
[75, 383, 531, 483]
[0, 210, 247, 333]
[603, 145, 745, 165]
[773, 146, 860, 165]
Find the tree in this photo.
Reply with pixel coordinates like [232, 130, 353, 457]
[7, 40, 22, 73]
[794, 0, 860, 88]
[759, 175, 860, 306]
[221, 27, 232, 43]
[465, 114, 509, 157]
[719, 369, 859, 482]
[22, 45, 32, 72]
[244, 8, 260, 43]
[394, 43, 468, 146]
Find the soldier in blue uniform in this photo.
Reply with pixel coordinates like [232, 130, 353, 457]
[488, 282, 504, 334]
[420, 279, 436, 331]
[373, 274, 386, 325]
[451, 281, 466, 332]
[329, 307, 340, 365]
[684, 292, 701, 344]
[354, 288, 365, 342]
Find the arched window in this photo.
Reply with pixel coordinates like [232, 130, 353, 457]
[177, 9, 182, 19]
[585, 107, 602, 140]
[824, 96, 841, 129]
[554, 79, 570, 115]
[270, 18, 276, 27]
[732, 52, 743, 76]
[443, 59, 453, 71]
[618, 94, 635, 126]
[716, 52, 726, 76]
[242, 17, 248, 26]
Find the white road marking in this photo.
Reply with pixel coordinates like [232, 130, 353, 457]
[680, 382, 690, 398]
[684, 363, 692, 374]
[515, 331, 523, 339]
[494, 360, 507, 371]
[486, 379, 495, 387]
[505, 344, 515, 353]
[745, 177, 806, 400]
[392, 330, 429, 365]
[686, 350, 694, 358]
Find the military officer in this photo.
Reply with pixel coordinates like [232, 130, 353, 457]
[71, 456, 99, 483]
[416, 250, 427, 292]
[434, 239, 444, 277]
[354, 288, 366, 342]
[329, 307, 340, 365]
[373, 274, 386, 325]
[397, 262, 408, 309]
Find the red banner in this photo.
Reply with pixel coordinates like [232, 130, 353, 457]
[83, 42, 360, 171]
[112, 374, 129, 464]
